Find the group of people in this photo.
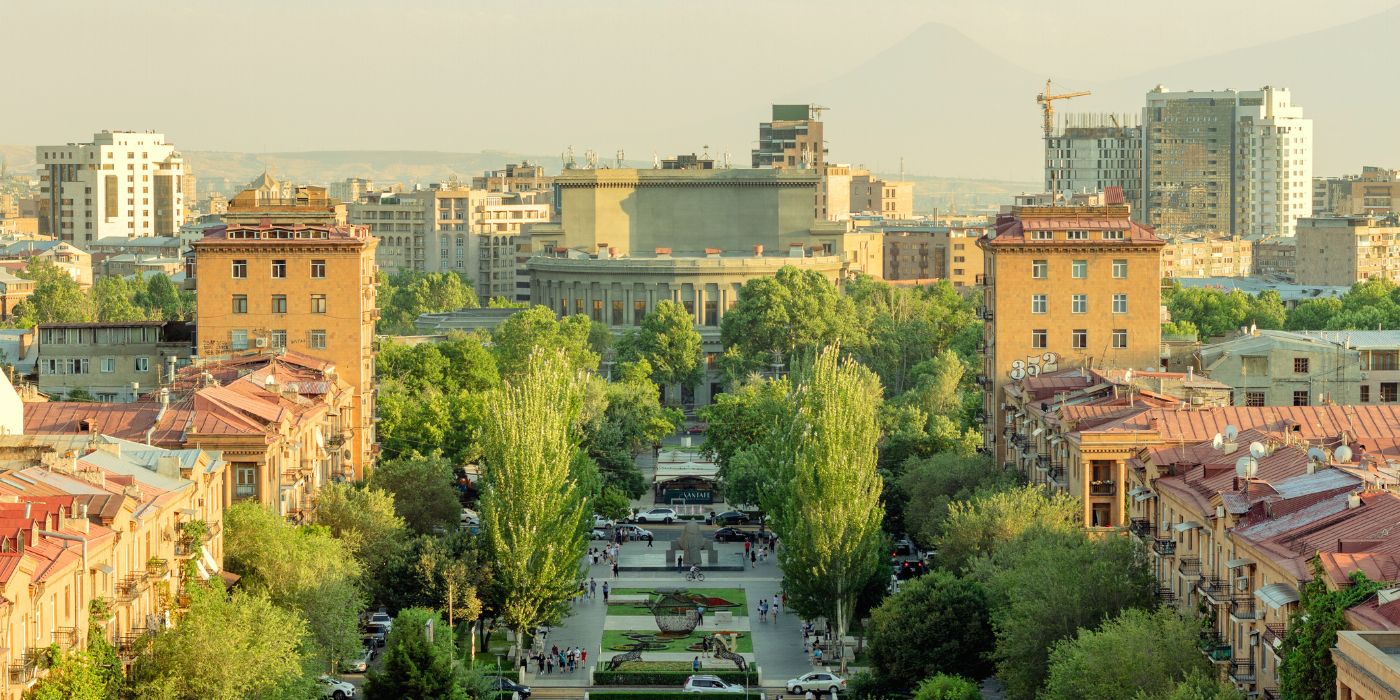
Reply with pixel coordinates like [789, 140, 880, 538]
[742, 538, 775, 568]
[588, 545, 623, 577]
[577, 577, 611, 603]
[528, 644, 586, 674]
[756, 593, 783, 622]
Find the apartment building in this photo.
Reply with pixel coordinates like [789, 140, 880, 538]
[1295, 216, 1400, 286]
[35, 321, 194, 401]
[471, 162, 554, 196]
[1253, 238, 1297, 279]
[1044, 114, 1142, 212]
[1295, 331, 1400, 406]
[190, 224, 377, 477]
[0, 272, 34, 322]
[222, 182, 344, 228]
[1162, 236, 1253, 278]
[35, 132, 187, 243]
[1314, 167, 1400, 218]
[1143, 86, 1312, 239]
[818, 164, 853, 222]
[327, 177, 378, 205]
[880, 223, 987, 287]
[1335, 631, 1400, 699]
[751, 104, 825, 169]
[851, 172, 914, 218]
[0, 240, 93, 287]
[977, 197, 1165, 460]
[1194, 329, 1360, 406]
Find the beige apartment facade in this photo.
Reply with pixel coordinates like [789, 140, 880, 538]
[751, 104, 826, 169]
[35, 131, 187, 243]
[881, 225, 987, 287]
[1295, 216, 1400, 286]
[1162, 236, 1253, 278]
[851, 173, 914, 218]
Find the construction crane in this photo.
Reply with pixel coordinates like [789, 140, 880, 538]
[1036, 79, 1091, 137]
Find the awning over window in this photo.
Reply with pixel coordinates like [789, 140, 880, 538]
[1255, 583, 1301, 609]
[1227, 557, 1254, 569]
[1173, 521, 1204, 532]
[93, 563, 113, 575]
[1128, 486, 1148, 497]
[1134, 491, 1156, 502]
[201, 547, 220, 575]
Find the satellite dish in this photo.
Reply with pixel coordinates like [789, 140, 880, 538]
[1235, 456, 1258, 479]
[1335, 445, 1354, 463]
[1250, 442, 1267, 459]
[1212, 433, 1225, 450]
[1307, 447, 1327, 463]
[1224, 425, 1239, 441]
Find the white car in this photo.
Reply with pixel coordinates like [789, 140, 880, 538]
[615, 524, 653, 539]
[593, 514, 615, 529]
[590, 528, 610, 540]
[367, 611, 393, 631]
[318, 675, 357, 699]
[787, 672, 846, 695]
[634, 507, 678, 524]
[343, 646, 373, 673]
[683, 675, 745, 693]
[461, 508, 480, 531]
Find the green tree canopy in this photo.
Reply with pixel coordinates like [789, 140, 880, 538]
[1164, 286, 1285, 339]
[363, 608, 469, 700]
[368, 453, 465, 535]
[936, 484, 1081, 573]
[866, 570, 995, 687]
[1132, 671, 1246, 700]
[492, 305, 600, 375]
[897, 453, 1020, 549]
[699, 376, 791, 509]
[719, 266, 866, 376]
[28, 641, 122, 700]
[1042, 607, 1209, 700]
[378, 270, 478, 335]
[1280, 559, 1386, 699]
[616, 299, 703, 390]
[13, 257, 94, 325]
[912, 675, 982, 700]
[92, 275, 151, 322]
[845, 275, 980, 395]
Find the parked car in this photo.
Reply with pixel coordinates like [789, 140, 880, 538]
[318, 675, 357, 699]
[633, 507, 678, 524]
[461, 508, 480, 531]
[368, 611, 393, 630]
[683, 675, 745, 693]
[890, 537, 916, 558]
[590, 527, 610, 540]
[615, 524, 654, 540]
[363, 623, 389, 647]
[895, 559, 928, 580]
[490, 676, 533, 699]
[786, 672, 846, 695]
[343, 646, 374, 673]
[593, 514, 615, 529]
[710, 510, 750, 525]
[712, 527, 755, 543]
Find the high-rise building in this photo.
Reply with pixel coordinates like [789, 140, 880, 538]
[1294, 216, 1400, 286]
[191, 222, 378, 477]
[751, 104, 826, 169]
[1142, 86, 1312, 238]
[1044, 114, 1142, 211]
[36, 131, 188, 242]
[977, 196, 1164, 460]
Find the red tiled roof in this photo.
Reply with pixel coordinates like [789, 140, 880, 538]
[982, 209, 1164, 247]
[1089, 405, 1400, 442]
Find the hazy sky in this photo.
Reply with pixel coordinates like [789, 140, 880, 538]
[4, 0, 1396, 174]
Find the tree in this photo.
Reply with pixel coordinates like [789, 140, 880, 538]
[897, 453, 1019, 549]
[936, 485, 1081, 573]
[28, 642, 121, 700]
[12, 258, 93, 325]
[492, 306, 599, 375]
[866, 570, 994, 687]
[719, 266, 866, 376]
[1280, 559, 1385, 699]
[584, 360, 680, 497]
[617, 300, 703, 393]
[136, 272, 193, 320]
[845, 276, 980, 395]
[363, 608, 469, 700]
[594, 486, 633, 522]
[700, 377, 791, 508]
[912, 675, 982, 700]
[478, 349, 591, 663]
[1285, 298, 1342, 331]
[378, 270, 478, 335]
[314, 481, 408, 573]
[415, 535, 483, 628]
[1042, 607, 1209, 700]
[369, 453, 465, 535]
[976, 528, 1154, 700]
[1133, 671, 1246, 700]
[1163, 287, 1285, 339]
[772, 346, 886, 673]
[92, 276, 150, 322]
[128, 582, 312, 700]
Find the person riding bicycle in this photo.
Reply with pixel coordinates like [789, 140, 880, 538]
[689, 564, 700, 578]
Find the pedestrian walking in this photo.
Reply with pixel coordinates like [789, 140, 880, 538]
[612, 561, 620, 578]
[696, 604, 706, 627]
[750, 550, 757, 568]
[772, 594, 781, 615]
[647, 533, 654, 547]
[676, 552, 684, 572]
[744, 540, 751, 555]
[603, 581, 610, 603]
[693, 656, 701, 673]
[546, 656, 554, 674]
[701, 636, 711, 657]
[581, 648, 588, 666]
[758, 600, 767, 620]
[590, 577, 597, 599]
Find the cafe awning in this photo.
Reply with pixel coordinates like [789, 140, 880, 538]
[1255, 583, 1301, 609]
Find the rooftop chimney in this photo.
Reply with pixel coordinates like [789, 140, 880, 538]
[655, 248, 672, 259]
[754, 244, 764, 256]
[705, 248, 722, 258]
[789, 243, 805, 258]
[156, 455, 182, 480]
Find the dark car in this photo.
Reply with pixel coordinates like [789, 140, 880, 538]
[895, 559, 928, 580]
[711, 510, 750, 526]
[363, 623, 389, 647]
[890, 537, 917, 558]
[490, 676, 532, 699]
[712, 527, 754, 542]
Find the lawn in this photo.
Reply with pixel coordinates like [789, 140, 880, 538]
[609, 587, 747, 613]
[602, 629, 752, 654]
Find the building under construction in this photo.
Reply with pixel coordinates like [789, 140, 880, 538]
[1043, 113, 1142, 217]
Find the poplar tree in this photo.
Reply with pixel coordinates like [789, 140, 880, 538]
[477, 349, 591, 663]
[772, 345, 886, 673]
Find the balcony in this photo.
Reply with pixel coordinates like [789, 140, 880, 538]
[7, 649, 40, 685]
[1090, 480, 1116, 496]
[1035, 454, 1050, 471]
[117, 573, 148, 603]
[326, 432, 346, 448]
[1263, 623, 1287, 650]
[1262, 687, 1280, 700]
[1154, 586, 1176, 605]
[1199, 632, 1231, 663]
[1230, 658, 1256, 683]
[1230, 595, 1257, 620]
[1199, 575, 1230, 601]
[1178, 557, 1202, 578]
[146, 558, 168, 579]
[1129, 518, 1152, 539]
[978, 307, 994, 321]
[1153, 538, 1177, 556]
[52, 626, 77, 650]
[117, 628, 151, 658]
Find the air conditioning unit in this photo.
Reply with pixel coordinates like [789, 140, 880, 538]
[1235, 576, 1250, 591]
[254, 337, 268, 348]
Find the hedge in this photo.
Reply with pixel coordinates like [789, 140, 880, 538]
[590, 693, 761, 700]
[592, 670, 753, 686]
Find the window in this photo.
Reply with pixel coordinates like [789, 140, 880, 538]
[1113, 294, 1128, 314]
[1032, 295, 1047, 314]
[1066, 230, 1088, 240]
[1032, 260, 1047, 279]
[309, 330, 327, 350]
[271, 330, 286, 349]
[1383, 383, 1399, 403]
[1032, 329, 1047, 349]
[232, 259, 247, 278]
[270, 295, 287, 314]
[100, 358, 115, 373]
[1366, 350, 1399, 371]
[1072, 294, 1087, 314]
[704, 300, 719, 327]
[310, 259, 326, 278]
[232, 295, 247, 314]
[230, 330, 249, 350]
[135, 357, 149, 372]
[1072, 260, 1087, 279]
[1072, 329, 1087, 349]
[1112, 329, 1128, 348]
[271, 259, 286, 278]
[1293, 357, 1309, 374]
[611, 300, 625, 326]
[1361, 385, 1371, 403]
[633, 301, 646, 325]
[1242, 356, 1268, 376]
[235, 466, 256, 499]
[1029, 230, 1053, 240]
[1112, 259, 1128, 278]
[1245, 391, 1266, 407]
[310, 294, 326, 314]
[1102, 230, 1125, 240]
[1091, 502, 1112, 528]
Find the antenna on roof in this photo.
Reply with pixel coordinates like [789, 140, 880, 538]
[1335, 445, 1354, 463]
[1307, 446, 1328, 473]
[1212, 433, 1224, 451]
[1235, 456, 1258, 479]
[1224, 425, 1238, 441]
[1249, 441, 1267, 459]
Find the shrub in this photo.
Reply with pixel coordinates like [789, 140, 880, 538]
[913, 674, 980, 700]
